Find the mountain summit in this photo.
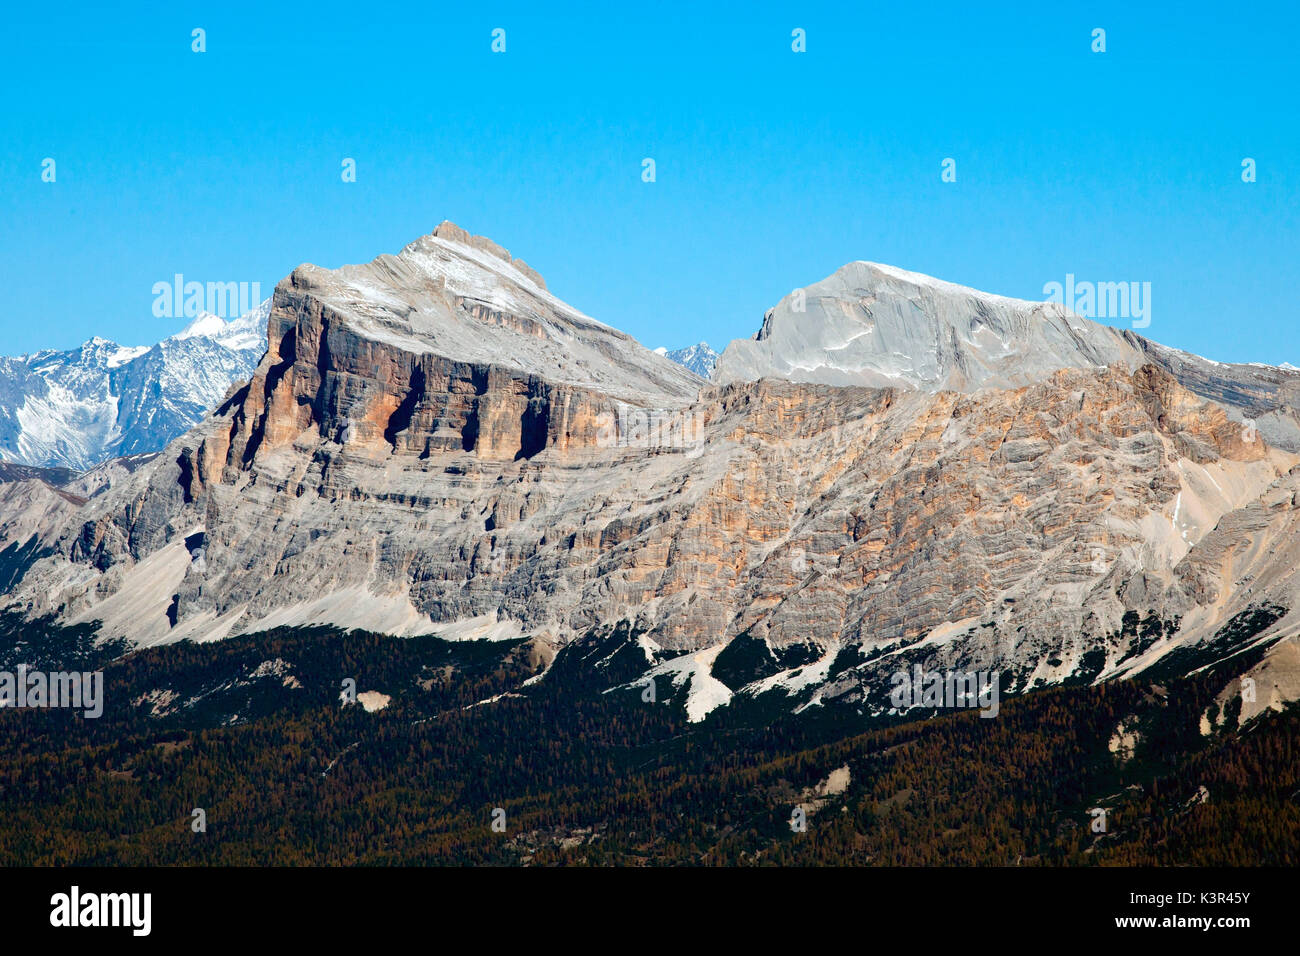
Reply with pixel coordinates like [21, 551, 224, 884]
[714, 261, 1139, 390]
[278, 221, 702, 407]
[714, 260, 1300, 450]
[656, 342, 719, 379]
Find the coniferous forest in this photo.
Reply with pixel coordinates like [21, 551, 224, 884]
[0, 613, 1295, 866]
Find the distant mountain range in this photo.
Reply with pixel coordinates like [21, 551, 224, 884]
[656, 342, 719, 378]
[0, 303, 269, 470]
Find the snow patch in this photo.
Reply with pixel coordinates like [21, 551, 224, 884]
[639, 643, 733, 722]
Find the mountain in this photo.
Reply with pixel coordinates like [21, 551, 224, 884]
[4, 224, 1300, 739]
[656, 342, 719, 378]
[0, 301, 270, 470]
[0, 460, 77, 487]
[0, 452, 158, 599]
[713, 261, 1300, 451]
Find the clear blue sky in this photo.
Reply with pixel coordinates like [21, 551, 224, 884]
[2, 1, 1297, 363]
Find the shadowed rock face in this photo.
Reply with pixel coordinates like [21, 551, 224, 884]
[193, 292, 629, 486]
[5, 227, 1300, 720]
[180, 223, 701, 489]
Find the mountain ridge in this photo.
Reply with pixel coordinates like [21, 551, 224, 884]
[4, 224, 1300, 732]
[713, 259, 1300, 451]
[0, 301, 271, 470]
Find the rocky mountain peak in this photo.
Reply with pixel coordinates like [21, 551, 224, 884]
[429, 220, 548, 290]
[715, 260, 1137, 392]
[275, 224, 701, 412]
[716, 258, 1300, 452]
[657, 342, 720, 379]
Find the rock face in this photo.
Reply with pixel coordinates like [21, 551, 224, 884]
[0, 455, 153, 594]
[0, 302, 270, 470]
[4, 226, 1300, 724]
[713, 261, 1300, 451]
[1125, 336, 1300, 452]
[0, 479, 83, 559]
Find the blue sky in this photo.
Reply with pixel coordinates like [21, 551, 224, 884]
[2, 1, 1297, 363]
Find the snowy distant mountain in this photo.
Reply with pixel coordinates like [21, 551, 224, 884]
[0, 302, 269, 470]
[655, 342, 719, 379]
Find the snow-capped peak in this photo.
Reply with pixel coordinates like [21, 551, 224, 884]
[106, 345, 150, 368]
[658, 342, 719, 379]
[174, 312, 230, 341]
[171, 299, 270, 348]
[0, 300, 272, 470]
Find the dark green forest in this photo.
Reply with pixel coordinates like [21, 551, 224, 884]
[0, 613, 1295, 866]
